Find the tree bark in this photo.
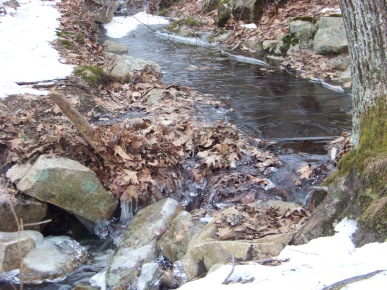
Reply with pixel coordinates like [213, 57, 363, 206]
[293, 1, 387, 245]
[339, 0, 387, 146]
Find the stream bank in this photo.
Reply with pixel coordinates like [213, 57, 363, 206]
[0, 0, 354, 289]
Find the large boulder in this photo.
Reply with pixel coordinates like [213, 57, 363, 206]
[84, 0, 119, 24]
[313, 17, 348, 54]
[103, 52, 161, 83]
[158, 210, 205, 262]
[289, 19, 317, 49]
[217, 0, 257, 27]
[0, 194, 47, 232]
[106, 198, 183, 290]
[21, 236, 88, 283]
[0, 230, 44, 272]
[182, 200, 306, 280]
[7, 155, 118, 223]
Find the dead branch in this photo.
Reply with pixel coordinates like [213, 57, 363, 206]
[321, 270, 386, 290]
[50, 92, 98, 149]
[222, 254, 235, 285]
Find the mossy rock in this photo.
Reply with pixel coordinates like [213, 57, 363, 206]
[279, 33, 299, 54]
[291, 15, 317, 24]
[74, 66, 106, 86]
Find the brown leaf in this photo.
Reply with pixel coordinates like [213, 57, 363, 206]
[114, 145, 132, 160]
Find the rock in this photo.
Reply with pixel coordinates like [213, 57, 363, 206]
[106, 198, 183, 290]
[145, 88, 166, 105]
[103, 40, 129, 53]
[103, 52, 161, 83]
[0, 194, 47, 232]
[84, 0, 119, 24]
[182, 201, 299, 280]
[246, 39, 263, 55]
[289, 20, 317, 49]
[0, 230, 43, 272]
[158, 211, 205, 262]
[262, 40, 280, 54]
[9, 155, 118, 223]
[339, 66, 352, 83]
[314, 17, 348, 54]
[217, 0, 260, 27]
[21, 236, 88, 283]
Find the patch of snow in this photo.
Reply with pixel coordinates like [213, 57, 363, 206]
[178, 218, 387, 289]
[104, 12, 169, 38]
[0, 0, 73, 98]
[241, 23, 257, 29]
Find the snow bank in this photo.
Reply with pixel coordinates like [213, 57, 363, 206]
[179, 218, 387, 290]
[0, 0, 73, 98]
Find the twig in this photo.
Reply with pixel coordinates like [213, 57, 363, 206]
[321, 270, 386, 290]
[222, 254, 235, 285]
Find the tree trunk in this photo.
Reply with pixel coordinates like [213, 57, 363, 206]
[339, 0, 387, 147]
[293, 1, 387, 245]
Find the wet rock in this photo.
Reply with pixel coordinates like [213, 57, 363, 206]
[262, 40, 281, 55]
[314, 17, 348, 54]
[84, 0, 119, 24]
[106, 198, 183, 290]
[158, 211, 205, 262]
[103, 40, 129, 53]
[0, 230, 43, 272]
[182, 201, 300, 279]
[289, 20, 316, 49]
[0, 194, 47, 232]
[103, 52, 161, 83]
[8, 155, 118, 223]
[21, 236, 88, 283]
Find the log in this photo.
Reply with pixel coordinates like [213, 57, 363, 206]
[50, 92, 98, 149]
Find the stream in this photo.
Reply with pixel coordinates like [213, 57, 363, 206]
[0, 16, 353, 290]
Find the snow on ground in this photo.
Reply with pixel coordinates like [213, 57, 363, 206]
[179, 218, 387, 290]
[104, 12, 169, 38]
[0, 0, 73, 98]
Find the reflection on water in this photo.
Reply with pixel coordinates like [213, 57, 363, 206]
[107, 25, 352, 142]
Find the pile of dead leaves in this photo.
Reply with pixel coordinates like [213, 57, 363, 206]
[215, 204, 310, 240]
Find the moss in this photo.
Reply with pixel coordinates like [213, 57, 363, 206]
[76, 34, 85, 44]
[279, 33, 298, 54]
[328, 14, 343, 17]
[291, 15, 316, 23]
[59, 39, 73, 49]
[74, 66, 105, 85]
[167, 17, 203, 31]
[327, 98, 387, 241]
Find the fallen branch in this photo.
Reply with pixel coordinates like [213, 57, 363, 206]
[50, 92, 98, 149]
[321, 270, 386, 290]
[222, 254, 235, 285]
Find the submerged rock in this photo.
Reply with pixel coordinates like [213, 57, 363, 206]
[7, 155, 118, 223]
[0, 230, 44, 272]
[103, 40, 129, 53]
[106, 198, 183, 290]
[21, 236, 88, 283]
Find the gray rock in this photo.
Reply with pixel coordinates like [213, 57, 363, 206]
[217, 0, 258, 27]
[103, 40, 129, 53]
[182, 201, 298, 279]
[0, 230, 43, 272]
[289, 20, 317, 48]
[106, 198, 183, 289]
[339, 66, 352, 82]
[0, 195, 47, 232]
[84, 0, 119, 24]
[314, 17, 348, 54]
[21, 236, 88, 283]
[10, 155, 117, 223]
[262, 40, 280, 54]
[103, 52, 161, 82]
[145, 88, 166, 105]
[158, 211, 205, 261]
